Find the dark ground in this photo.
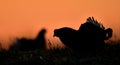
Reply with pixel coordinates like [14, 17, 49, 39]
[1, 42, 120, 65]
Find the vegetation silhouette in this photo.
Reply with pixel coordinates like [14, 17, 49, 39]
[10, 28, 47, 51]
[53, 17, 113, 53]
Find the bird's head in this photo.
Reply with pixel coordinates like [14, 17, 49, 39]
[53, 29, 60, 37]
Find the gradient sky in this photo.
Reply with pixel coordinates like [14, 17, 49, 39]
[0, 0, 120, 49]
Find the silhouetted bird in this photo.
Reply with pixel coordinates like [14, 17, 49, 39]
[11, 28, 47, 51]
[53, 17, 113, 52]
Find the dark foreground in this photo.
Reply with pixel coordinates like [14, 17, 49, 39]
[1, 44, 120, 65]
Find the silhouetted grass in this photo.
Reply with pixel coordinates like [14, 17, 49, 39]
[1, 41, 120, 65]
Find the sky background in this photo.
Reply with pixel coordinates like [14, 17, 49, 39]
[0, 0, 120, 49]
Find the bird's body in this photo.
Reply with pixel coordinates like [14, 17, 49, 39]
[10, 28, 47, 51]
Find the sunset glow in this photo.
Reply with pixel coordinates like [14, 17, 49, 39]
[0, 0, 120, 49]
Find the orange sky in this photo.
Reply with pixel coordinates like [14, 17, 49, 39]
[0, 0, 120, 49]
